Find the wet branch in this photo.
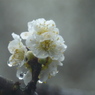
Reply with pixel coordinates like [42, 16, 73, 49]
[0, 58, 42, 95]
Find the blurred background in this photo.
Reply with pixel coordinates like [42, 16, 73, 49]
[0, 0, 95, 94]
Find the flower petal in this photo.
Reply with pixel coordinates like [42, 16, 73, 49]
[23, 71, 32, 85]
[39, 69, 49, 83]
[20, 32, 32, 40]
[12, 33, 21, 40]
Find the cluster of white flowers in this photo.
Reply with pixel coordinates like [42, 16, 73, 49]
[8, 18, 67, 85]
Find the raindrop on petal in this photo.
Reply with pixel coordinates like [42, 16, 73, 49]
[7, 61, 12, 67]
[16, 66, 27, 80]
[18, 72, 26, 80]
[38, 80, 43, 84]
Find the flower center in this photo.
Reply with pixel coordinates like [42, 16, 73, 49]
[37, 27, 48, 35]
[40, 40, 56, 51]
[12, 49, 25, 61]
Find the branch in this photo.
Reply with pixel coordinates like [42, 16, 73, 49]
[0, 76, 27, 95]
[0, 58, 42, 95]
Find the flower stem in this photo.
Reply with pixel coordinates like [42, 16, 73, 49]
[25, 58, 42, 94]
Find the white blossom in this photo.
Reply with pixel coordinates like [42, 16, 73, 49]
[38, 60, 61, 83]
[7, 18, 67, 85]
[7, 33, 27, 67]
[20, 18, 59, 39]
[26, 32, 67, 61]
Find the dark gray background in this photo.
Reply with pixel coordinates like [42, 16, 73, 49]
[0, 0, 95, 93]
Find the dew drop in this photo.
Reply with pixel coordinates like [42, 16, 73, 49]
[7, 61, 12, 67]
[38, 80, 43, 84]
[18, 72, 26, 80]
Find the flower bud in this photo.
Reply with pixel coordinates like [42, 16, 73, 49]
[24, 51, 35, 62]
[38, 58, 47, 64]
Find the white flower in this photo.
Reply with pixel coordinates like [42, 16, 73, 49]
[26, 32, 67, 60]
[7, 33, 27, 67]
[7, 18, 67, 85]
[38, 60, 61, 83]
[20, 18, 59, 39]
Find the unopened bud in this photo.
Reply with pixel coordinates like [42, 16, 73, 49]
[38, 58, 47, 64]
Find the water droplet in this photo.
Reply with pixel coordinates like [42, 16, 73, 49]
[7, 61, 12, 67]
[38, 80, 43, 84]
[18, 72, 26, 80]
